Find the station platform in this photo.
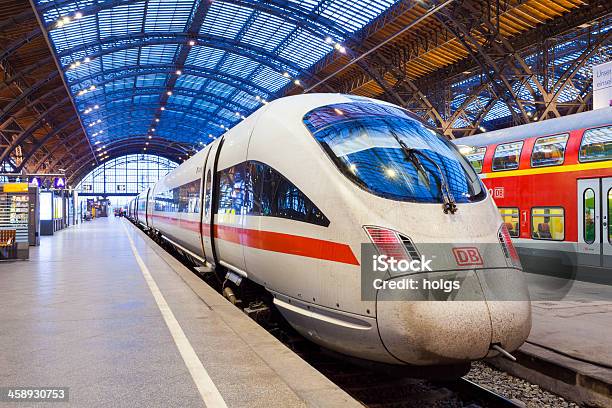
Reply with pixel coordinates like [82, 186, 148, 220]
[0, 217, 359, 407]
[491, 272, 612, 407]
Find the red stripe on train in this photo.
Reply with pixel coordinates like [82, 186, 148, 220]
[150, 213, 359, 265]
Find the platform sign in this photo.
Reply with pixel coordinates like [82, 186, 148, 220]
[593, 61, 612, 110]
[82, 184, 93, 191]
[29, 176, 41, 187]
[117, 184, 126, 191]
[54, 177, 66, 189]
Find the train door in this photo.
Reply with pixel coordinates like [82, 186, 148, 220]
[577, 178, 612, 268]
[603, 178, 612, 269]
[201, 138, 223, 267]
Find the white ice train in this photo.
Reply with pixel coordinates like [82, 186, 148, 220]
[128, 94, 531, 369]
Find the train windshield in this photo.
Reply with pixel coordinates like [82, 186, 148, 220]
[303, 102, 485, 203]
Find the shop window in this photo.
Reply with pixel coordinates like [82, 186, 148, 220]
[492, 142, 523, 171]
[459, 146, 486, 173]
[531, 208, 564, 241]
[579, 125, 612, 162]
[531, 134, 569, 167]
[499, 207, 519, 237]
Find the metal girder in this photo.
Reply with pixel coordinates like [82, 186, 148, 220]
[14, 120, 81, 172]
[0, 71, 60, 125]
[68, 64, 273, 98]
[80, 103, 236, 135]
[41, 0, 349, 41]
[84, 117, 218, 141]
[0, 56, 54, 93]
[538, 31, 610, 119]
[77, 86, 250, 118]
[59, 33, 314, 83]
[0, 8, 36, 32]
[0, 96, 71, 163]
[0, 27, 42, 64]
[32, 129, 85, 172]
[433, 6, 528, 124]
[80, 104, 235, 133]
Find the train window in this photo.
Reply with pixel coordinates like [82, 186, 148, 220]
[579, 125, 612, 162]
[245, 161, 330, 227]
[217, 164, 247, 215]
[204, 169, 212, 217]
[583, 189, 596, 244]
[178, 180, 200, 213]
[303, 102, 485, 204]
[499, 208, 519, 237]
[531, 208, 564, 241]
[531, 134, 569, 167]
[154, 180, 200, 213]
[458, 146, 486, 173]
[492, 142, 523, 171]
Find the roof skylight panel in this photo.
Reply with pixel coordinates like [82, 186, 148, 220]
[135, 73, 168, 87]
[168, 94, 194, 107]
[200, 2, 252, 38]
[98, 2, 145, 38]
[104, 77, 134, 92]
[41, 2, 83, 23]
[144, 0, 194, 33]
[134, 95, 160, 105]
[176, 75, 208, 90]
[49, 15, 98, 54]
[251, 67, 290, 93]
[139, 44, 179, 65]
[219, 54, 259, 77]
[101, 48, 139, 70]
[240, 13, 295, 51]
[279, 30, 328, 68]
[192, 99, 219, 112]
[65, 59, 102, 83]
[231, 91, 258, 108]
[205, 80, 235, 97]
[483, 101, 511, 121]
[186, 46, 224, 69]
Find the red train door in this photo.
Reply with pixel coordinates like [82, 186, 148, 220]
[577, 178, 612, 268]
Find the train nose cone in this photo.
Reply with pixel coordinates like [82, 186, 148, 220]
[375, 269, 530, 365]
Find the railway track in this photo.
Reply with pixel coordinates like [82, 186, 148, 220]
[277, 330, 523, 408]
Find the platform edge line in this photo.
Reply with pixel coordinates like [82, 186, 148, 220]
[122, 222, 228, 408]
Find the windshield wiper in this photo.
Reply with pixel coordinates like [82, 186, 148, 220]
[396, 139, 458, 215]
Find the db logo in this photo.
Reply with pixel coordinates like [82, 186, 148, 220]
[493, 187, 504, 199]
[452, 247, 483, 266]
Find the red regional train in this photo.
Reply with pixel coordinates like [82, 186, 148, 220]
[456, 108, 611, 282]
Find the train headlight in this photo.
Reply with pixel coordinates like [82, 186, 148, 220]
[498, 224, 522, 269]
[364, 226, 419, 261]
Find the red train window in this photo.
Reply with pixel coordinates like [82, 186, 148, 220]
[579, 125, 612, 162]
[531, 134, 569, 167]
[492, 142, 523, 171]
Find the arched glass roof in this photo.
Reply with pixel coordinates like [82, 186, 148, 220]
[76, 153, 178, 194]
[31, 0, 398, 154]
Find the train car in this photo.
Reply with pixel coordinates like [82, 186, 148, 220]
[455, 108, 611, 282]
[130, 93, 531, 368]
